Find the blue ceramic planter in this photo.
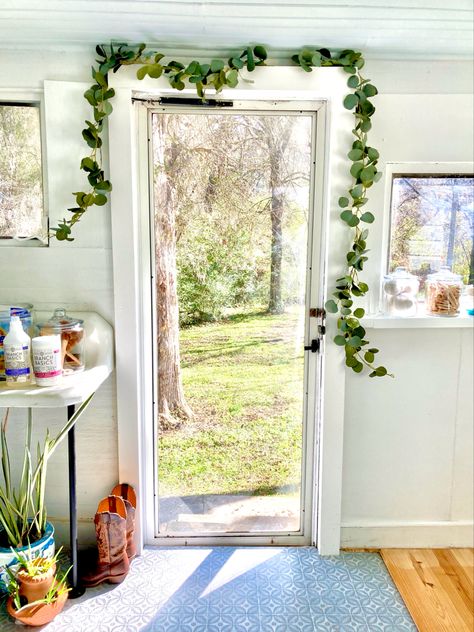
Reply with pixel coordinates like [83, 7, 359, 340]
[0, 521, 55, 593]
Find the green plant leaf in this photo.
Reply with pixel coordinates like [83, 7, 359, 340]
[253, 45, 267, 60]
[325, 299, 339, 313]
[102, 101, 113, 115]
[230, 57, 244, 69]
[353, 308, 365, 318]
[360, 212, 375, 223]
[210, 59, 224, 73]
[350, 162, 364, 178]
[364, 351, 375, 363]
[367, 147, 379, 160]
[226, 69, 239, 88]
[346, 356, 358, 367]
[347, 336, 362, 348]
[340, 210, 353, 223]
[334, 335, 347, 346]
[348, 148, 363, 161]
[136, 65, 149, 80]
[246, 47, 255, 72]
[338, 196, 349, 208]
[343, 93, 358, 110]
[350, 184, 364, 199]
[363, 83, 378, 97]
[94, 194, 107, 206]
[148, 64, 163, 79]
[360, 166, 376, 184]
[347, 75, 359, 89]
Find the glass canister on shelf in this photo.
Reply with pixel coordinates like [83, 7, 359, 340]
[382, 267, 419, 317]
[425, 267, 463, 317]
[37, 308, 85, 374]
[0, 303, 34, 380]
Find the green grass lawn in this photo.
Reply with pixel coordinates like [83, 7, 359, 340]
[158, 308, 305, 497]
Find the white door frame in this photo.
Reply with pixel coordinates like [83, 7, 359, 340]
[108, 66, 351, 555]
[144, 101, 321, 546]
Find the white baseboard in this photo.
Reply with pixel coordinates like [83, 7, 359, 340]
[341, 521, 474, 548]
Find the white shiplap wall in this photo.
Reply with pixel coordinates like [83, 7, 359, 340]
[0, 0, 472, 60]
[0, 50, 118, 545]
[340, 90, 474, 547]
[0, 39, 472, 548]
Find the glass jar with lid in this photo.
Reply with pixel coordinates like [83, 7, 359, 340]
[425, 267, 463, 317]
[382, 267, 419, 317]
[37, 308, 85, 374]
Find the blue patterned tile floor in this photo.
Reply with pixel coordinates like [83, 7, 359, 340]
[0, 547, 416, 631]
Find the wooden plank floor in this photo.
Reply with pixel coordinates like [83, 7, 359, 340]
[381, 548, 474, 632]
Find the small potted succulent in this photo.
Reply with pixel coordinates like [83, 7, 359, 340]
[5, 549, 70, 627]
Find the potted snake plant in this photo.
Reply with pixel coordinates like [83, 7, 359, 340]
[0, 395, 93, 591]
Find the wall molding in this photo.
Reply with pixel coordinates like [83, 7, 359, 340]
[341, 521, 474, 548]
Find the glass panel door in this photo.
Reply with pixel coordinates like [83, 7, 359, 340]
[151, 107, 317, 538]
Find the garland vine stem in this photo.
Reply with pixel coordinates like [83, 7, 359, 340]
[51, 42, 392, 378]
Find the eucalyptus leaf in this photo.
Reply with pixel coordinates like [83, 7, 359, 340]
[360, 212, 375, 224]
[325, 299, 338, 313]
[338, 196, 349, 208]
[347, 336, 362, 348]
[347, 75, 359, 89]
[210, 59, 224, 73]
[348, 148, 363, 161]
[343, 93, 358, 110]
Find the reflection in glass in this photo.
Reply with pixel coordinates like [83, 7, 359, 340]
[152, 112, 313, 535]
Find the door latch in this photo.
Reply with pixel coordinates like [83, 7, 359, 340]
[304, 339, 320, 353]
[305, 307, 326, 353]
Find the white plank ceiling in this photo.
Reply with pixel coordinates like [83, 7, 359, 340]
[0, 0, 473, 60]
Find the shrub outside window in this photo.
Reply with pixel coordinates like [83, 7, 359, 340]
[0, 103, 46, 243]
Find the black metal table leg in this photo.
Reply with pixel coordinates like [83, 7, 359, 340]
[67, 403, 85, 598]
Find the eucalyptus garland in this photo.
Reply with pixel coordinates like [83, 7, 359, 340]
[51, 42, 391, 378]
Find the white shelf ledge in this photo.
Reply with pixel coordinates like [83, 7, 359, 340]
[0, 311, 114, 408]
[362, 314, 474, 329]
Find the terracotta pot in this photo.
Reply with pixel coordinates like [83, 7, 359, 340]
[0, 521, 55, 593]
[18, 563, 56, 604]
[6, 588, 68, 627]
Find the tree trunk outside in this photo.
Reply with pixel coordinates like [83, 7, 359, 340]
[265, 119, 292, 314]
[446, 185, 458, 270]
[154, 116, 193, 429]
[268, 176, 285, 314]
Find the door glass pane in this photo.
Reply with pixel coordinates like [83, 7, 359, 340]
[152, 111, 314, 535]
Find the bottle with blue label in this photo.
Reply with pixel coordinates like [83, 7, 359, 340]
[4, 315, 32, 384]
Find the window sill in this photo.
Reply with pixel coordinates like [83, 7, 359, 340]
[362, 314, 474, 329]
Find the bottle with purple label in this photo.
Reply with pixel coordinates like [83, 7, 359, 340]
[3, 315, 32, 384]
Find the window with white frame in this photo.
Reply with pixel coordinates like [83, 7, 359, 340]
[0, 102, 46, 243]
[388, 173, 474, 289]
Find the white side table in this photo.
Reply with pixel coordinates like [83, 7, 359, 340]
[0, 312, 114, 597]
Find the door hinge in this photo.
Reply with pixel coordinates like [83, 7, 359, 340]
[309, 307, 326, 319]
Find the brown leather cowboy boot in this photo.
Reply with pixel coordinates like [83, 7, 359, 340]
[111, 483, 137, 560]
[81, 495, 129, 587]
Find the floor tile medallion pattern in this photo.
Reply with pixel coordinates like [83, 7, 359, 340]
[0, 547, 416, 631]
